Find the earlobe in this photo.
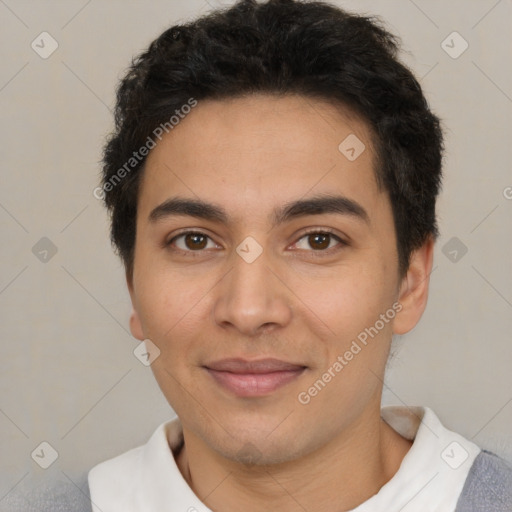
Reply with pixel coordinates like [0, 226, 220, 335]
[129, 308, 145, 341]
[126, 270, 145, 341]
[393, 237, 434, 335]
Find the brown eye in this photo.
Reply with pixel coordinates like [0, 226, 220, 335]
[168, 231, 217, 252]
[294, 230, 345, 253]
[308, 233, 331, 250]
[184, 233, 208, 250]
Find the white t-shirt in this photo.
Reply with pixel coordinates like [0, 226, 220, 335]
[88, 406, 481, 512]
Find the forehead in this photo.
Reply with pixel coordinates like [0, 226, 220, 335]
[139, 94, 382, 224]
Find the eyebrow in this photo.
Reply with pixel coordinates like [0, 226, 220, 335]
[148, 194, 370, 227]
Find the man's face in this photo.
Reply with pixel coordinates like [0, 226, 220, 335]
[128, 94, 408, 464]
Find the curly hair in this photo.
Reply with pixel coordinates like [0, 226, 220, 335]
[100, 0, 443, 278]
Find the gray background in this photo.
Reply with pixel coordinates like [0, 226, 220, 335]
[1, 0, 511, 507]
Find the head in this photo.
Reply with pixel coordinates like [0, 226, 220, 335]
[100, 0, 442, 464]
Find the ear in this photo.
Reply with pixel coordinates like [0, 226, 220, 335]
[126, 269, 145, 341]
[393, 236, 434, 335]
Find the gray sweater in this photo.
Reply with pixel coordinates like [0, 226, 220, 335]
[2, 450, 511, 511]
[455, 450, 512, 511]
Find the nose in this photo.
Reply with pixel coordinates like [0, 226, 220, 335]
[212, 247, 293, 337]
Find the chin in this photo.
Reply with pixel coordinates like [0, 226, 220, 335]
[223, 441, 304, 467]
[202, 421, 313, 468]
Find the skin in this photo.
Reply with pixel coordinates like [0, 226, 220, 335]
[127, 94, 434, 511]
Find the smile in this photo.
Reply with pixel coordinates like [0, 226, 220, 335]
[204, 358, 307, 397]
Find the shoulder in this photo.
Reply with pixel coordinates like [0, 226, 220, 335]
[88, 418, 182, 491]
[87, 418, 191, 511]
[0, 475, 92, 512]
[87, 444, 145, 509]
[87, 420, 180, 511]
[455, 450, 512, 512]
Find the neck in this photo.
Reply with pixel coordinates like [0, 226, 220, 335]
[175, 405, 412, 512]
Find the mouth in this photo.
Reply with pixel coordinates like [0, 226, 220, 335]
[203, 358, 307, 397]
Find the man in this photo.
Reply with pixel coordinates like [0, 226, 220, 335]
[88, 0, 512, 510]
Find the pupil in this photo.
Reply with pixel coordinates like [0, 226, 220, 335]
[310, 233, 329, 250]
[186, 233, 207, 250]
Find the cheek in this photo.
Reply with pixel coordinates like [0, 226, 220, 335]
[292, 262, 396, 343]
[135, 269, 208, 397]
[134, 264, 210, 336]
[133, 265, 223, 397]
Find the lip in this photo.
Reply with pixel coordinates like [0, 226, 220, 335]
[204, 358, 307, 397]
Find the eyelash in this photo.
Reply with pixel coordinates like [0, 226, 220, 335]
[165, 228, 347, 257]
